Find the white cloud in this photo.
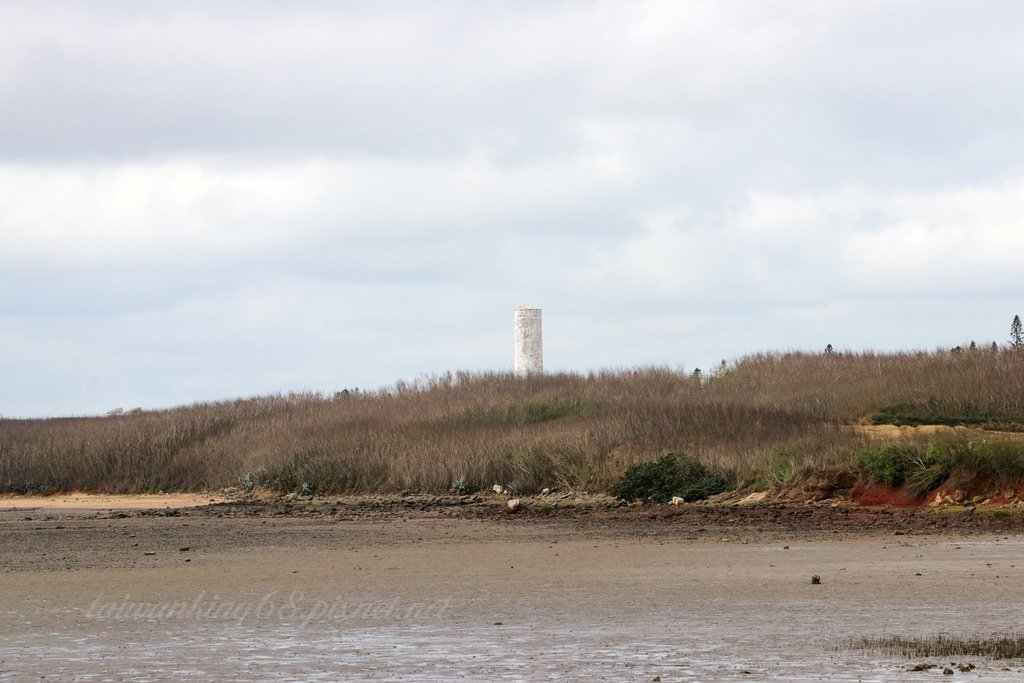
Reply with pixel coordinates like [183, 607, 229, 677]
[2, 1, 1024, 415]
[577, 178, 1024, 305]
[0, 152, 634, 267]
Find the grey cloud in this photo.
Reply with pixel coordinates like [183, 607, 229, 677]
[2, 1, 1024, 416]
[1, 2, 1019, 189]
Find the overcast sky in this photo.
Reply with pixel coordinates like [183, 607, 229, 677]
[2, 1, 1023, 417]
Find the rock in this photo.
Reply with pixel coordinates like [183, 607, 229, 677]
[957, 663, 975, 672]
[506, 498, 522, 512]
[670, 496, 685, 505]
[178, 547, 190, 552]
[943, 667, 954, 675]
[492, 485, 505, 495]
[738, 491, 769, 505]
[810, 575, 821, 584]
[908, 663, 934, 671]
[541, 488, 550, 495]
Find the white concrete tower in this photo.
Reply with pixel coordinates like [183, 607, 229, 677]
[514, 306, 543, 377]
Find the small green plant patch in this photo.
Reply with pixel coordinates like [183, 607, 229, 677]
[871, 402, 1024, 428]
[855, 442, 952, 495]
[609, 452, 729, 503]
[938, 438, 1024, 485]
[855, 437, 1024, 497]
[6, 478, 59, 495]
[856, 443, 923, 487]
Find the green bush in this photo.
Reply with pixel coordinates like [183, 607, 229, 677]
[855, 443, 920, 487]
[855, 441, 953, 495]
[854, 437, 1024, 496]
[934, 438, 1024, 488]
[609, 452, 729, 503]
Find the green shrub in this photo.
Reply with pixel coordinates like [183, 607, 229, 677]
[855, 443, 919, 486]
[905, 463, 949, 496]
[609, 452, 729, 503]
[936, 438, 1024, 488]
[855, 442, 952, 495]
[855, 437, 1024, 496]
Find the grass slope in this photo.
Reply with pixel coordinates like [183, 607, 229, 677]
[4, 348, 1024, 497]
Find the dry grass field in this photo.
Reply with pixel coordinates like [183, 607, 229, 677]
[4, 348, 1024, 501]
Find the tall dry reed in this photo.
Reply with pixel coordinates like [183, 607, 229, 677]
[3, 348, 1024, 495]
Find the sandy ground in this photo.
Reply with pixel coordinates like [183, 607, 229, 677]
[2, 500, 1024, 681]
[0, 492, 227, 511]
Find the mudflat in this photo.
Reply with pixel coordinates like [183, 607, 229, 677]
[2, 499, 1024, 681]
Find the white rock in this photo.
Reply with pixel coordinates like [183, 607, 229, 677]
[670, 496, 685, 505]
[506, 498, 522, 512]
[738, 491, 769, 505]
[492, 485, 504, 494]
[541, 488, 550, 495]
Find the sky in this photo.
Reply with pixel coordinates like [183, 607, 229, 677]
[2, 1, 1023, 417]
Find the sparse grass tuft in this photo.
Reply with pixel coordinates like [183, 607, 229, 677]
[849, 632, 1024, 659]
